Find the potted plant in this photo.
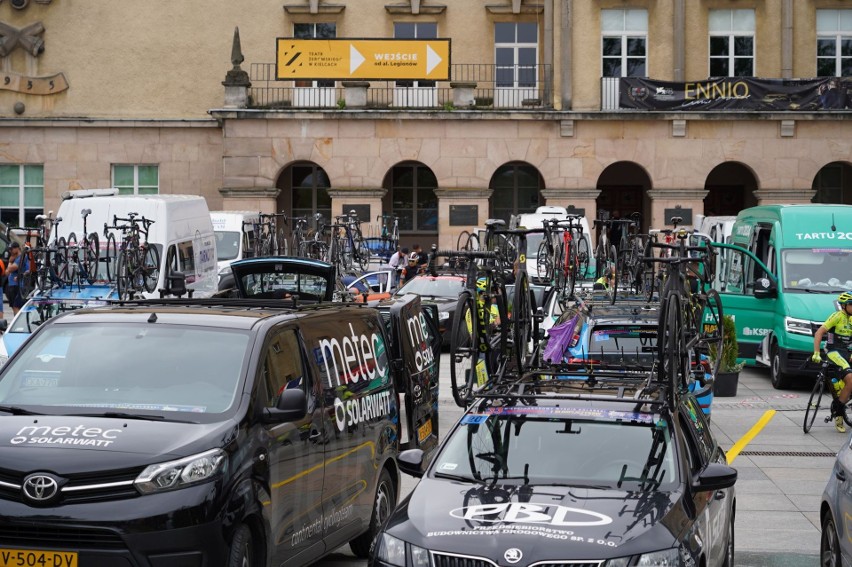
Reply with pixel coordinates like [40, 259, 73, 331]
[711, 315, 745, 397]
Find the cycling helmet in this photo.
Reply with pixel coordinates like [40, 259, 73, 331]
[408, 253, 419, 263]
[476, 277, 487, 292]
[839, 291, 852, 305]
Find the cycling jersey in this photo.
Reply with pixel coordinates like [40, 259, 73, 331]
[824, 310, 852, 347]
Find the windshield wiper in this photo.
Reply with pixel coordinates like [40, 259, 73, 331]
[72, 412, 196, 423]
[433, 471, 483, 484]
[0, 405, 42, 415]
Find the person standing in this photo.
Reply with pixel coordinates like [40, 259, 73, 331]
[5, 242, 23, 315]
[388, 247, 409, 271]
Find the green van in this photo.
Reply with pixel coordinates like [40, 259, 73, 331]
[712, 204, 852, 389]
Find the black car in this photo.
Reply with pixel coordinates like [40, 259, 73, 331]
[0, 295, 440, 565]
[393, 275, 467, 342]
[371, 374, 736, 567]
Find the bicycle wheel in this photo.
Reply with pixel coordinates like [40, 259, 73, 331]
[803, 378, 824, 434]
[450, 292, 479, 407]
[53, 237, 69, 286]
[607, 244, 618, 305]
[142, 244, 161, 293]
[564, 239, 577, 300]
[536, 240, 551, 281]
[356, 239, 371, 272]
[83, 233, 99, 283]
[576, 236, 591, 280]
[116, 253, 130, 300]
[276, 229, 289, 256]
[659, 292, 689, 394]
[512, 272, 532, 371]
[103, 233, 118, 283]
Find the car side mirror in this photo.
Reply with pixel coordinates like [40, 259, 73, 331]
[398, 449, 425, 478]
[0, 319, 8, 333]
[753, 277, 777, 299]
[692, 462, 737, 492]
[262, 388, 307, 423]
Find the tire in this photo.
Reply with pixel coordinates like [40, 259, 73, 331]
[721, 514, 735, 567]
[228, 524, 255, 567]
[116, 253, 130, 300]
[536, 240, 551, 281]
[350, 468, 396, 558]
[83, 233, 99, 283]
[608, 244, 618, 305]
[450, 293, 478, 407]
[821, 512, 841, 567]
[512, 272, 531, 371]
[66, 232, 79, 285]
[53, 237, 69, 286]
[564, 239, 576, 300]
[357, 240, 371, 272]
[576, 236, 590, 280]
[803, 378, 824, 433]
[142, 244, 161, 293]
[103, 233, 118, 283]
[770, 341, 793, 389]
[659, 293, 688, 394]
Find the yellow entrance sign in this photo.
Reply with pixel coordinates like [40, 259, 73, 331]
[276, 39, 451, 81]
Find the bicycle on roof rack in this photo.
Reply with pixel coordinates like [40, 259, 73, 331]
[104, 213, 159, 300]
[64, 208, 101, 287]
[537, 215, 590, 301]
[11, 213, 69, 296]
[329, 210, 370, 273]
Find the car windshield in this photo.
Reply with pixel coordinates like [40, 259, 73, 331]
[241, 271, 329, 300]
[10, 298, 109, 333]
[396, 278, 464, 298]
[433, 409, 677, 490]
[216, 230, 241, 261]
[0, 323, 251, 418]
[585, 324, 657, 365]
[782, 248, 852, 292]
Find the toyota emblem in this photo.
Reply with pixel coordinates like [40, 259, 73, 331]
[503, 548, 523, 564]
[22, 474, 59, 502]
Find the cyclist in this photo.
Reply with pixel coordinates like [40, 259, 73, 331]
[4, 242, 23, 315]
[812, 291, 852, 432]
[400, 253, 422, 284]
[593, 265, 614, 290]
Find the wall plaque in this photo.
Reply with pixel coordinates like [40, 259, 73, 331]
[664, 208, 692, 226]
[344, 204, 370, 222]
[450, 205, 478, 226]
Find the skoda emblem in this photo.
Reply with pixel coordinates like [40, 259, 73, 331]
[22, 474, 58, 502]
[504, 548, 523, 564]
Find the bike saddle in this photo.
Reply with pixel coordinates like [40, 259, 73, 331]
[485, 219, 506, 228]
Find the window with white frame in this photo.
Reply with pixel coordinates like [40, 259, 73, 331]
[817, 10, 852, 77]
[395, 22, 437, 88]
[495, 22, 538, 88]
[709, 9, 754, 77]
[601, 9, 647, 78]
[294, 23, 336, 88]
[0, 164, 43, 227]
[112, 165, 159, 196]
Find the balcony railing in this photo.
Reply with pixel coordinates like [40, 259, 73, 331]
[601, 77, 620, 110]
[248, 63, 553, 110]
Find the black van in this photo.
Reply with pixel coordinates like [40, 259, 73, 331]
[0, 295, 440, 566]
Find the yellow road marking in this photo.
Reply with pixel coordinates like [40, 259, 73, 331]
[725, 410, 775, 464]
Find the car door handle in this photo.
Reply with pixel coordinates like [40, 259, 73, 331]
[714, 490, 726, 501]
[837, 469, 847, 482]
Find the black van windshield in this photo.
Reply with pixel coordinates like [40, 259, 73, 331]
[0, 323, 251, 417]
[782, 249, 852, 292]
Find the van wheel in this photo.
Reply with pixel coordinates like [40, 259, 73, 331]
[228, 524, 254, 567]
[770, 341, 792, 389]
[350, 468, 396, 558]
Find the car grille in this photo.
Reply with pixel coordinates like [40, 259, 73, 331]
[0, 523, 125, 549]
[431, 553, 603, 567]
[0, 465, 143, 504]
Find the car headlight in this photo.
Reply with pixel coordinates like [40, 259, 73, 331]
[376, 534, 429, 567]
[607, 548, 682, 567]
[438, 311, 450, 321]
[135, 448, 226, 494]
[785, 317, 814, 336]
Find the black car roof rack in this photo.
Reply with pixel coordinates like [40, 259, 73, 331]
[109, 297, 369, 313]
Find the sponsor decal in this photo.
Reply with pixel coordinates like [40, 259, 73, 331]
[795, 232, 852, 241]
[318, 323, 389, 388]
[472, 406, 654, 424]
[10, 424, 122, 448]
[333, 390, 394, 431]
[450, 502, 613, 527]
[743, 327, 770, 337]
[426, 525, 619, 547]
[291, 504, 354, 547]
[406, 312, 436, 373]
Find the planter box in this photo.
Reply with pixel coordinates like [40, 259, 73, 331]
[713, 371, 740, 397]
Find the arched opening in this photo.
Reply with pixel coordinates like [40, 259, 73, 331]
[275, 161, 332, 226]
[489, 161, 543, 223]
[595, 161, 652, 232]
[812, 162, 852, 204]
[381, 161, 438, 249]
[704, 162, 758, 216]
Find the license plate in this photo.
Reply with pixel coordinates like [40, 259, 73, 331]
[417, 419, 432, 443]
[0, 549, 77, 567]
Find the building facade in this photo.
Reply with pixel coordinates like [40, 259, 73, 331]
[0, 0, 850, 250]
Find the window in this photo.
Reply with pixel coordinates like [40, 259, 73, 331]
[395, 22, 437, 88]
[709, 9, 754, 77]
[817, 10, 852, 77]
[294, 23, 336, 88]
[0, 164, 43, 227]
[261, 329, 306, 408]
[290, 163, 332, 223]
[112, 165, 159, 196]
[601, 9, 647, 78]
[494, 22, 538, 88]
[490, 162, 542, 223]
[389, 162, 438, 233]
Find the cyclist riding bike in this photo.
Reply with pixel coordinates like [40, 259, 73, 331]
[812, 291, 852, 432]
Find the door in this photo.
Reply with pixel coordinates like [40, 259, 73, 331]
[261, 327, 327, 567]
[677, 406, 714, 562]
[389, 294, 441, 459]
[711, 242, 777, 362]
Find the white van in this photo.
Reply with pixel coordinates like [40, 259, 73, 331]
[56, 189, 217, 298]
[694, 214, 737, 244]
[210, 210, 259, 282]
[514, 206, 593, 283]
